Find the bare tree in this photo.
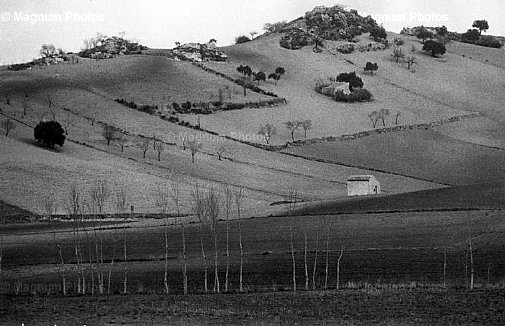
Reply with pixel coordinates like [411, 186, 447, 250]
[336, 244, 344, 290]
[394, 112, 401, 125]
[235, 188, 245, 292]
[154, 141, 165, 161]
[206, 187, 221, 293]
[286, 189, 298, 291]
[67, 183, 84, 294]
[22, 99, 30, 118]
[135, 138, 150, 159]
[285, 120, 301, 142]
[155, 183, 171, 294]
[312, 221, 321, 290]
[187, 140, 202, 163]
[324, 223, 332, 290]
[222, 186, 233, 292]
[89, 180, 111, 214]
[368, 111, 380, 128]
[406, 55, 418, 70]
[258, 124, 276, 144]
[250, 31, 258, 40]
[110, 185, 128, 294]
[54, 234, 67, 295]
[102, 125, 116, 146]
[192, 185, 209, 293]
[116, 135, 128, 153]
[46, 89, 56, 108]
[216, 144, 227, 161]
[391, 47, 405, 63]
[170, 182, 188, 294]
[378, 108, 390, 127]
[42, 192, 57, 219]
[1, 119, 16, 137]
[299, 120, 312, 138]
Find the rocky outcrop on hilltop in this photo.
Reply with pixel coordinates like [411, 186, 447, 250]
[279, 5, 379, 50]
[79, 36, 148, 59]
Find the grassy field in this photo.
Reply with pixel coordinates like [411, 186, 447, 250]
[2, 289, 505, 325]
[283, 128, 505, 186]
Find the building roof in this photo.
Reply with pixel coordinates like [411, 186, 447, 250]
[322, 82, 349, 91]
[347, 175, 376, 182]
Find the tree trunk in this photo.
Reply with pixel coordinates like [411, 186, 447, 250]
[164, 229, 169, 294]
[443, 246, 447, 288]
[304, 230, 308, 291]
[57, 243, 66, 296]
[312, 230, 320, 290]
[336, 245, 344, 290]
[182, 225, 188, 295]
[123, 230, 127, 294]
[324, 229, 330, 290]
[225, 211, 230, 293]
[290, 220, 297, 291]
[213, 232, 220, 293]
[238, 209, 244, 292]
[201, 236, 208, 293]
[469, 240, 474, 290]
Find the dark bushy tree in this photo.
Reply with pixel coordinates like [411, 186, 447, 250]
[423, 40, 446, 57]
[235, 35, 251, 44]
[34, 120, 66, 148]
[476, 35, 502, 48]
[472, 20, 489, 34]
[364, 62, 378, 75]
[237, 65, 252, 77]
[253, 71, 266, 84]
[370, 25, 387, 41]
[336, 72, 363, 91]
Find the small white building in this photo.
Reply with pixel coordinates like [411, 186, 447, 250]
[347, 175, 381, 197]
[322, 82, 351, 97]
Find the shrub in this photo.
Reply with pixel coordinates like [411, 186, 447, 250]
[235, 35, 251, 44]
[334, 89, 372, 102]
[34, 120, 66, 148]
[393, 38, 404, 46]
[475, 36, 502, 48]
[461, 29, 481, 43]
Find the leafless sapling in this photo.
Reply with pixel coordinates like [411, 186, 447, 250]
[1, 119, 16, 137]
[406, 55, 418, 70]
[299, 120, 312, 138]
[368, 111, 380, 128]
[235, 188, 245, 292]
[54, 234, 67, 295]
[192, 184, 209, 293]
[391, 47, 405, 63]
[116, 135, 128, 153]
[285, 120, 301, 142]
[170, 181, 188, 294]
[286, 189, 299, 291]
[102, 125, 116, 146]
[155, 183, 171, 293]
[187, 140, 202, 163]
[336, 244, 344, 290]
[395, 112, 401, 125]
[222, 186, 233, 292]
[258, 124, 276, 144]
[135, 138, 150, 159]
[110, 185, 128, 294]
[206, 187, 221, 293]
[154, 141, 165, 162]
[216, 144, 227, 161]
[379, 108, 390, 127]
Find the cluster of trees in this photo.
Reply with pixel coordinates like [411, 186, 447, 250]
[461, 20, 502, 48]
[236, 65, 286, 95]
[264, 21, 287, 33]
[235, 32, 258, 45]
[367, 109, 401, 128]
[364, 62, 378, 75]
[257, 119, 313, 144]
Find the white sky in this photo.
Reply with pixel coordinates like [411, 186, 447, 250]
[1, 0, 504, 64]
